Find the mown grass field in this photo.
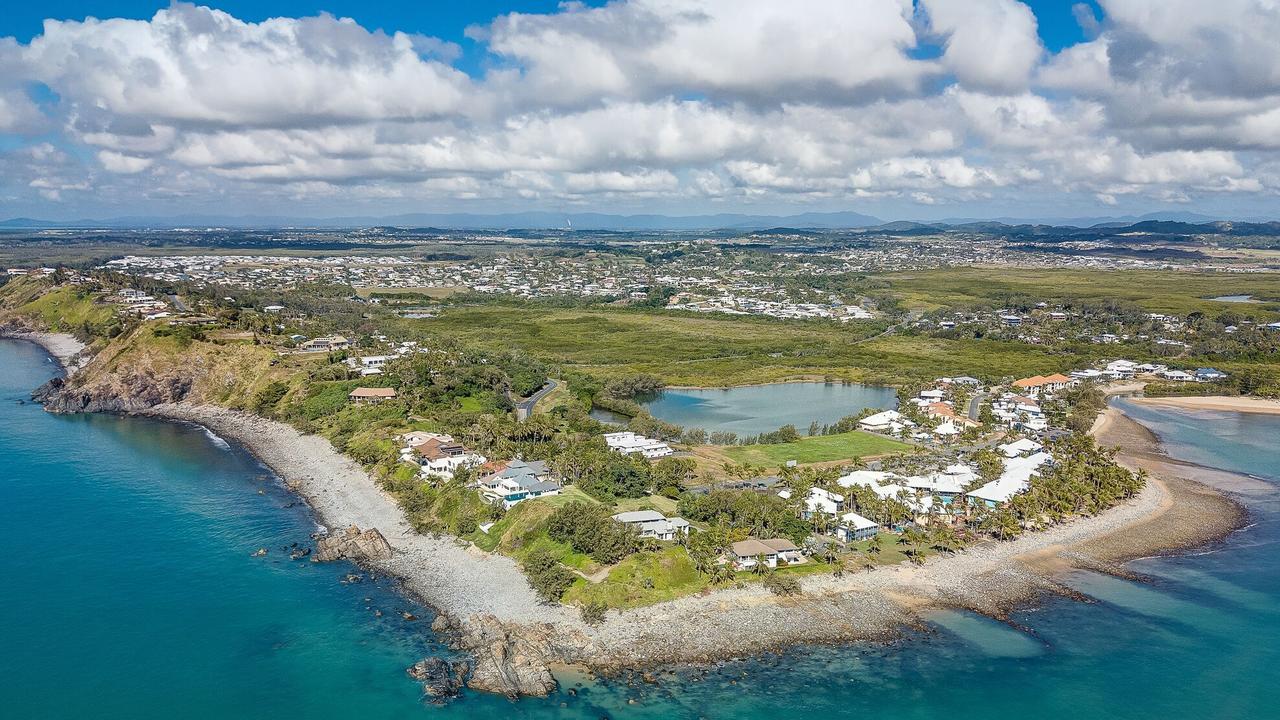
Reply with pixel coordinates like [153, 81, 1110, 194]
[715, 430, 912, 466]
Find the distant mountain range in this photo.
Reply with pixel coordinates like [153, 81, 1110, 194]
[0, 210, 886, 231]
[1, 209, 1276, 232]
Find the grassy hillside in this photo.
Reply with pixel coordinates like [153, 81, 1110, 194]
[0, 278, 116, 337]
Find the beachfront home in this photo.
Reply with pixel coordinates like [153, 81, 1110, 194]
[1158, 369, 1197, 382]
[1105, 360, 1138, 379]
[835, 512, 879, 542]
[611, 510, 690, 541]
[730, 538, 805, 570]
[413, 438, 486, 479]
[603, 431, 674, 459]
[349, 387, 396, 404]
[967, 451, 1053, 508]
[476, 460, 560, 507]
[1196, 367, 1228, 382]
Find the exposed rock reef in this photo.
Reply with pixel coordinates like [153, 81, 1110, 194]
[405, 657, 470, 700]
[430, 613, 583, 698]
[313, 526, 393, 563]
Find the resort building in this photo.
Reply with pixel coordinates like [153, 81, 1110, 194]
[1011, 373, 1075, 398]
[475, 460, 560, 507]
[603, 431, 674, 459]
[968, 451, 1054, 508]
[611, 510, 691, 541]
[348, 387, 396, 404]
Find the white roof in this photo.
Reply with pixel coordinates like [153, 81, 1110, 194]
[859, 410, 902, 427]
[809, 487, 845, 503]
[840, 512, 878, 530]
[999, 438, 1043, 457]
[837, 470, 897, 488]
[968, 451, 1052, 503]
[612, 510, 667, 523]
[934, 421, 960, 436]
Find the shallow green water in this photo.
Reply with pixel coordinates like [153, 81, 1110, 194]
[3, 340, 1278, 719]
[638, 382, 897, 436]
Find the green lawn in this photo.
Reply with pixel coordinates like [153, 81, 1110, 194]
[612, 494, 680, 515]
[564, 546, 706, 608]
[721, 430, 912, 465]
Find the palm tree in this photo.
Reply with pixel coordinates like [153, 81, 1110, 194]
[751, 555, 770, 576]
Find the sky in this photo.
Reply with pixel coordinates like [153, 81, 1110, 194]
[1, 0, 1278, 222]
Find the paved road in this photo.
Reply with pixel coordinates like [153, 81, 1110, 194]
[967, 392, 988, 421]
[515, 379, 559, 420]
[168, 294, 190, 312]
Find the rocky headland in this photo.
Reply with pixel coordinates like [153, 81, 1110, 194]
[16, 339, 1251, 700]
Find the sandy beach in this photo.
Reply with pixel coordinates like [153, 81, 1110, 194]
[1133, 395, 1280, 416]
[129, 397, 1250, 688]
[0, 330, 87, 375]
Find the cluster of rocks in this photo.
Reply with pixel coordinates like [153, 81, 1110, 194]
[426, 612, 588, 699]
[406, 657, 470, 700]
[34, 371, 194, 414]
[313, 525, 393, 563]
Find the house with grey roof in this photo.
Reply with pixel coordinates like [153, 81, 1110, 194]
[476, 460, 561, 508]
[611, 510, 691, 541]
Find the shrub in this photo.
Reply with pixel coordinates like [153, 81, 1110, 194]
[580, 601, 608, 625]
[763, 573, 801, 596]
[523, 549, 577, 602]
[251, 381, 289, 415]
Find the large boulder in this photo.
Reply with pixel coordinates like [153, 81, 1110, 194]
[406, 657, 470, 700]
[313, 526, 393, 563]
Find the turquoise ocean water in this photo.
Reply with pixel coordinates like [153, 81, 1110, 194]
[3, 339, 1278, 719]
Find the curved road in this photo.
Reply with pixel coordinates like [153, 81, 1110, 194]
[515, 379, 559, 420]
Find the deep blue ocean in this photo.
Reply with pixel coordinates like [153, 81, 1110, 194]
[3, 339, 1278, 719]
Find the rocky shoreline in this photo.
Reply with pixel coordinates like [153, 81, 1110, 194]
[22, 356, 1252, 700]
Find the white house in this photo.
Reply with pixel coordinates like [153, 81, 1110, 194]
[998, 438, 1043, 458]
[476, 460, 560, 507]
[802, 487, 845, 519]
[730, 538, 805, 570]
[836, 512, 879, 542]
[611, 510, 690, 541]
[603, 431, 674, 459]
[858, 410, 903, 432]
[968, 451, 1053, 507]
[411, 438, 485, 479]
